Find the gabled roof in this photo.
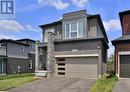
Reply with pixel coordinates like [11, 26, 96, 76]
[39, 20, 62, 28]
[17, 38, 35, 42]
[0, 39, 29, 46]
[112, 35, 130, 45]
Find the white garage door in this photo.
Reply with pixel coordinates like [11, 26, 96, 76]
[55, 57, 98, 79]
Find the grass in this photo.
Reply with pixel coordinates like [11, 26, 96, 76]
[0, 73, 37, 91]
[89, 74, 118, 92]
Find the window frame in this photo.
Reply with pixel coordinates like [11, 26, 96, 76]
[22, 46, 25, 51]
[28, 60, 33, 69]
[65, 19, 83, 39]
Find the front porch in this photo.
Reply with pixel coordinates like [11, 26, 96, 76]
[35, 42, 48, 77]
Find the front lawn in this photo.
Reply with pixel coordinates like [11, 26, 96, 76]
[89, 75, 117, 92]
[0, 73, 37, 91]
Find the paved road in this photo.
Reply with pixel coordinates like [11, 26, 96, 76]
[113, 79, 130, 92]
[7, 78, 95, 92]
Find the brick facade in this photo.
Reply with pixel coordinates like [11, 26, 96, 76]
[122, 15, 130, 34]
[115, 43, 130, 74]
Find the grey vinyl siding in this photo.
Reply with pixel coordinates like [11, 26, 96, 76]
[19, 41, 35, 53]
[7, 42, 29, 58]
[0, 42, 7, 56]
[43, 23, 62, 42]
[97, 23, 104, 37]
[87, 18, 97, 38]
[87, 18, 104, 38]
[7, 58, 34, 74]
[101, 42, 107, 74]
[55, 40, 100, 52]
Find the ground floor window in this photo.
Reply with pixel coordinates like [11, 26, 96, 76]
[0, 58, 7, 74]
[28, 60, 33, 69]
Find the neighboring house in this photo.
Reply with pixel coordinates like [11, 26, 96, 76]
[0, 39, 35, 74]
[36, 10, 109, 79]
[112, 10, 130, 78]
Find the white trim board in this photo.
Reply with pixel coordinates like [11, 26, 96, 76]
[117, 51, 130, 78]
[118, 51, 130, 55]
[55, 54, 99, 58]
[8, 55, 28, 59]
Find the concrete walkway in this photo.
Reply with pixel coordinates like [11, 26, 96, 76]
[113, 79, 130, 92]
[7, 78, 96, 92]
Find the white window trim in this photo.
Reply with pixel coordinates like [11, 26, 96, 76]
[117, 51, 130, 79]
[70, 21, 78, 38]
[55, 54, 99, 58]
[78, 21, 84, 37]
[65, 20, 83, 39]
[65, 23, 70, 39]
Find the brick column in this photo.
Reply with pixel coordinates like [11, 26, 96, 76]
[47, 32, 55, 78]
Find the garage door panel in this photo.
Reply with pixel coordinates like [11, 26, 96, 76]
[120, 55, 130, 78]
[66, 66, 97, 71]
[66, 58, 97, 64]
[120, 64, 130, 69]
[55, 57, 98, 78]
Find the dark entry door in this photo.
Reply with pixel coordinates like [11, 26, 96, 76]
[0, 58, 7, 74]
[120, 55, 130, 78]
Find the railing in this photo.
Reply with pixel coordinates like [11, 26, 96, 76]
[0, 47, 6, 55]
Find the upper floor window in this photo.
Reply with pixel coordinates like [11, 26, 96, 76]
[0, 43, 6, 48]
[30, 43, 35, 49]
[65, 19, 83, 39]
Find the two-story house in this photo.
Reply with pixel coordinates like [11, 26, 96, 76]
[0, 38, 35, 74]
[112, 10, 130, 78]
[36, 10, 109, 79]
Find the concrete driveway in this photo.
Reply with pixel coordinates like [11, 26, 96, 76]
[113, 79, 130, 92]
[7, 78, 96, 92]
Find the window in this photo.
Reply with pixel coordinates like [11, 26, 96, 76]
[65, 19, 83, 39]
[58, 58, 65, 61]
[22, 46, 25, 51]
[78, 20, 84, 37]
[58, 68, 65, 70]
[58, 72, 65, 75]
[58, 63, 65, 66]
[65, 24, 70, 38]
[30, 43, 35, 49]
[0, 43, 5, 47]
[29, 60, 33, 69]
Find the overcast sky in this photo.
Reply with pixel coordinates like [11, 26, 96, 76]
[0, 0, 130, 56]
